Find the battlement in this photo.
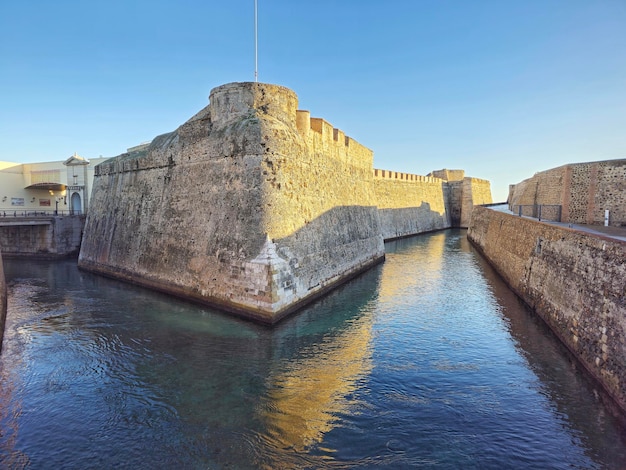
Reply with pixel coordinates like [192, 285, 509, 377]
[296, 110, 373, 171]
[204, 83, 375, 172]
[373, 169, 443, 184]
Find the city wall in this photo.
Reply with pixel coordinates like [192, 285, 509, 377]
[372, 170, 450, 239]
[509, 159, 626, 226]
[0, 216, 85, 258]
[468, 207, 626, 414]
[371, 169, 492, 237]
[79, 82, 491, 323]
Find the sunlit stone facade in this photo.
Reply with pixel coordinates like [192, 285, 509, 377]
[79, 82, 491, 323]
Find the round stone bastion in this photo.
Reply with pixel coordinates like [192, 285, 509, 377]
[209, 82, 299, 127]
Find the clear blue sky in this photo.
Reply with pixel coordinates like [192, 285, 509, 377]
[1, 0, 625, 201]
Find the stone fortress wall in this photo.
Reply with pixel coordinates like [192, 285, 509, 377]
[372, 170, 450, 240]
[468, 206, 626, 415]
[509, 159, 626, 226]
[79, 82, 492, 323]
[0, 249, 6, 352]
[427, 169, 492, 228]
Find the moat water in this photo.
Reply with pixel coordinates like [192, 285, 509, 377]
[1, 229, 625, 469]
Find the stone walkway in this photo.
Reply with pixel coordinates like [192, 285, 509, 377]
[486, 204, 626, 243]
[558, 223, 626, 242]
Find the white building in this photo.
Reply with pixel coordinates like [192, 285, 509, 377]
[0, 154, 109, 215]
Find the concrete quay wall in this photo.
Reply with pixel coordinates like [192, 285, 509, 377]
[468, 207, 626, 413]
[79, 81, 491, 323]
[0, 216, 85, 258]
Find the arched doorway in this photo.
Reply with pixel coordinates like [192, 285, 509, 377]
[71, 192, 82, 215]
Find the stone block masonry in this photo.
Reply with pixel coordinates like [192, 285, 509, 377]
[468, 207, 626, 414]
[450, 177, 492, 228]
[0, 250, 6, 352]
[372, 171, 450, 239]
[0, 216, 85, 258]
[79, 82, 491, 323]
[509, 159, 626, 226]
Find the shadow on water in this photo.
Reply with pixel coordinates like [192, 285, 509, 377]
[1, 232, 625, 469]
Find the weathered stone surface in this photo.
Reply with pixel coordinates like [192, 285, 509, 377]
[371, 169, 492, 236]
[508, 159, 626, 226]
[372, 174, 450, 239]
[0, 249, 6, 352]
[79, 82, 491, 323]
[468, 207, 626, 414]
[79, 83, 385, 323]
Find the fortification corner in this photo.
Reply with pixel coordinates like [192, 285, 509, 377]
[79, 82, 385, 323]
[78, 81, 493, 324]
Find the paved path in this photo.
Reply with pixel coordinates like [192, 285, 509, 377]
[486, 204, 626, 243]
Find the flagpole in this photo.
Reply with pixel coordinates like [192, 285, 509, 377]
[254, 0, 258, 82]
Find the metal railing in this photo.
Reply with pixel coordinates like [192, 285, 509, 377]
[0, 209, 83, 217]
[510, 204, 562, 222]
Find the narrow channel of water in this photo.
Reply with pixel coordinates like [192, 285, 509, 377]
[0, 229, 624, 468]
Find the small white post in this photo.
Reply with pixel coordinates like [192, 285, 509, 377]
[605, 209, 609, 227]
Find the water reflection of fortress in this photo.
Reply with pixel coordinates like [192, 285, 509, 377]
[78, 82, 491, 324]
[263, 312, 374, 451]
[261, 234, 447, 453]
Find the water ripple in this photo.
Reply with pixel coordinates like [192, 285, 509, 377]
[1, 234, 625, 468]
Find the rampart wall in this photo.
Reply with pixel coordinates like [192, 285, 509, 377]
[509, 159, 626, 226]
[79, 82, 491, 323]
[79, 83, 385, 323]
[468, 207, 626, 414]
[372, 170, 450, 239]
[371, 170, 492, 234]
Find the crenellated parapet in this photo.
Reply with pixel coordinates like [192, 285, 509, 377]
[295, 110, 373, 174]
[373, 169, 443, 184]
